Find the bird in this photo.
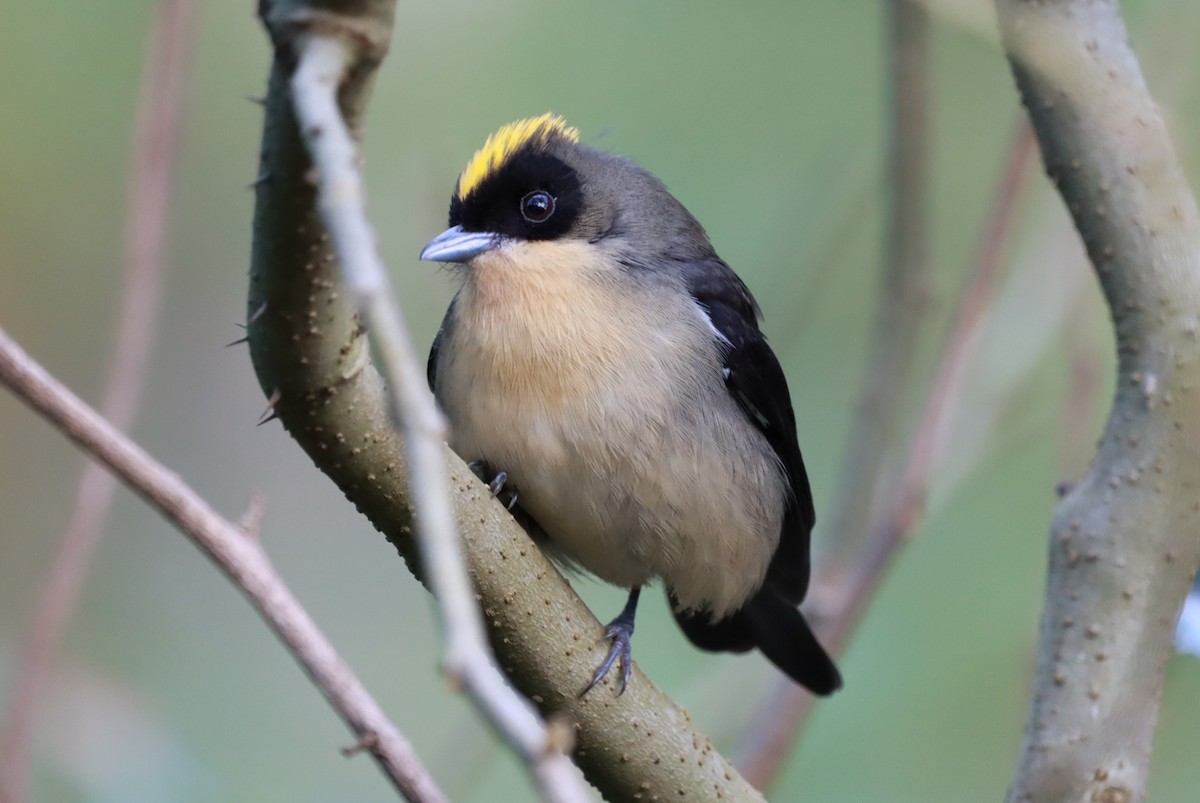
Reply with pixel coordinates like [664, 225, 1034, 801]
[419, 114, 841, 697]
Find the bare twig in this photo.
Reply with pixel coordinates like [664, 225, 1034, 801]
[738, 119, 1037, 791]
[288, 35, 587, 803]
[879, 122, 1037, 536]
[0, 3, 198, 799]
[823, 0, 933, 565]
[736, 1, 932, 787]
[0, 327, 448, 803]
[996, 1, 1200, 799]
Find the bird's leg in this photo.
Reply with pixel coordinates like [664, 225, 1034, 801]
[466, 460, 519, 510]
[581, 587, 642, 697]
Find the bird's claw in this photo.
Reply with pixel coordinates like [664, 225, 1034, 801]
[467, 462, 520, 511]
[487, 471, 520, 510]
[580, 620, 635, 698]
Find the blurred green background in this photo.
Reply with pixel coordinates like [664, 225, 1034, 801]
[2, 0, 1199, 800]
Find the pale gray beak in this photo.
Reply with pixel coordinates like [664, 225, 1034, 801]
[419, 225, 500, 263]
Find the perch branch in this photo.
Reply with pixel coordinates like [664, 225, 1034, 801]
[0, 2, 199, 799]
[288, 35, 586, 803]
[995, 1, 1200, 800]
[248, 1, 765, 800]
[0, 328, 447, 803]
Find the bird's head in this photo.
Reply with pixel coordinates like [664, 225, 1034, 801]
[419, 114, 712, 267]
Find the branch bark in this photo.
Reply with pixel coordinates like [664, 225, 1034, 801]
[0, 328, 447, 803]
[995, 1, 1200, 800]
[248, 1, 763, 800]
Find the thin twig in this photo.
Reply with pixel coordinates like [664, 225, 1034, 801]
[288, 36, 587, 803]
[736, 0, 933, 787]
[0, 3, 199, 799]
[738, 119, 1037, 792]
[823, 0, 933, 566]
[0, 327, 448, 803]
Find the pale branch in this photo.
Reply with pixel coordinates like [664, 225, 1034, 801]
[0, 3, 199, 799]
[996, 1, 1200, 801]
[287, 34, 587, 803]
[0, 328, 448, 803]
[248, 2, 764, 801]
[737, 118, 1037, 792]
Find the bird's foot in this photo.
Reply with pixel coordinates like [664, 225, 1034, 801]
[580, 588, 641, 697]
[581, 620, 634, 697]
[467, 461, 519, 511]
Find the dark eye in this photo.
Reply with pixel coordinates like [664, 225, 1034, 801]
[520, 190, 556, 224]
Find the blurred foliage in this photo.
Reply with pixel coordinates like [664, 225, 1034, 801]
[1, 0, 1198, 801]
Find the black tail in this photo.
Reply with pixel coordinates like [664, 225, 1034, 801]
[671, 588, 842, 696]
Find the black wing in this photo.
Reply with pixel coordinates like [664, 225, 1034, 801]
[426, 328, 441, 391]
[683, 259, 815, 601]
[426, 294, 458, 392]
[677, 258, 840, 695]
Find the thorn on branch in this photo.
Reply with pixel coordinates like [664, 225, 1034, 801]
[341, 730, 380, 758]
[443, 667, 465, 693]
[257, 388, 281, 426]
[248, 171, 272, 190]
[238, 492, 268, 539]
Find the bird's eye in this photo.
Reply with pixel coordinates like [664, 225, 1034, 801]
[520, 190, 556, 224]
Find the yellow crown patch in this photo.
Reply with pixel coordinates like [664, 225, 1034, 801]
[456, 114, 580, 200]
